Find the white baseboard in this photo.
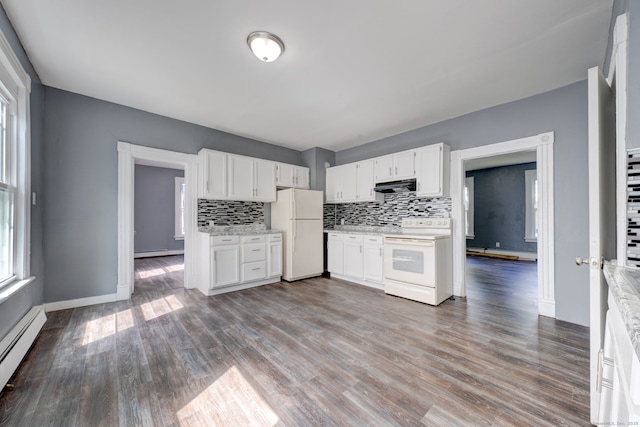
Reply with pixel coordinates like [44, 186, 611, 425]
[467, 247, 537, 260]
[538, 297, 556, 318]
[134, 250, 184, 259]
[116, 284, 130, 301]
[44, 293, 117, 312]
[1, 306, 46, 390]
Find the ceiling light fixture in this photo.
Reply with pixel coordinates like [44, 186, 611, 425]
[247, 31, 285, 62]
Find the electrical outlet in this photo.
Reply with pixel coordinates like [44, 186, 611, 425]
[496, 242, 500, 248]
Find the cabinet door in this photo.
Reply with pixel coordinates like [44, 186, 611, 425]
[211, 245, 240, 288]
[374, 155, 394, 182]
[202, 150, 227, 199]
[275, 163, 295, 187]
[364, 244, 384, 283]
[340, 164, 358, 202]
[254, 159, 276, 201]
[356, 160, 376, 201]
[417, 145, 441, 197]
[394, 151, 416, 179]
[327, 240, 344, 275]
[228, 155, 254, 200]
[343, 241, 364, 279]
[325, 167, 340, 203]
[268, 241, 282, 277]
[294, 166, 310, 189]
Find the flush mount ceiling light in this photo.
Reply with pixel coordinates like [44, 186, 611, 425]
[247, 31, 285, 62]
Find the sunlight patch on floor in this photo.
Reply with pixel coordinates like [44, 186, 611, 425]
[165, 263, 184, 273]
[137, 268, 166, 279]
[82, 310, 133, 345]
[177, 365, 279, 426]
[141, 295, 185, 321]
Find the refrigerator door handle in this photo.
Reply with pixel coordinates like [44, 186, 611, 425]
[292, 220, 296, 252]
[292, 190, 297, 219]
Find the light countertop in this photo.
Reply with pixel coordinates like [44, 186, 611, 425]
[199, 224, 282, 236]
[324, 225, 400, 235]
[603, 264, 640, 361]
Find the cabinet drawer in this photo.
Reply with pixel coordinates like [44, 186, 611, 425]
[344, 234, 364, 243]
[211, 235, 239, 245]
[327, 232, 344, 241]
[242, 261, 267, 282]
[364, 235, 383, 245]
[242, 235, 266, 243]
[269, 233, 282, 242]
[242, 243, 266, 263]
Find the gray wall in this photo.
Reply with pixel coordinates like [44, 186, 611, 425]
[335, 81, 590, 326]
[134, 165, 184, 254]
[466, 163, 538, 253]
[0, 7, 44, 341]
[43, 87, 302, 303]
[301, 147, 336, 193]
[628, 1, 640, 150]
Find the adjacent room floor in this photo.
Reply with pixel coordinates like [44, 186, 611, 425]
[0, 256, 589, 426]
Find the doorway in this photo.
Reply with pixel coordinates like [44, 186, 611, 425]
[451, 132, 555, 318]
[133, 163, 186, 293]
[463, 153, 539, 310]
[116, 142, 198, 300]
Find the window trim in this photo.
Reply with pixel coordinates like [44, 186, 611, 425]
[464, 176, 475, 239]
[0, 26, 32, 293]
[525, 169, 538, 243]
[174, 176, 185, 240]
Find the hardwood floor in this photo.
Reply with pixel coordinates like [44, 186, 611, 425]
[0, 257, 589, 426]
[134, 255, 184, 293]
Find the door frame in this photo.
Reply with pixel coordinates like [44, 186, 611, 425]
[451, 132, 556, 317]
[116, 142, 198, 299]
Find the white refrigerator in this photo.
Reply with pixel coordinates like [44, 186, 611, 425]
[270, 188, 324, 281]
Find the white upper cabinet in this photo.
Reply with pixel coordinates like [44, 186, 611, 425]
[416, 143, 450, 197]
[374, 150, 416, 182]
[325, 164, 357, 203]
[200, 149, 227, 199]
[275, 163, 310, 189]
[356, 160, 383, 202]
[228, 154, 276, 202]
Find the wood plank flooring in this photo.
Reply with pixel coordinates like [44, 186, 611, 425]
[0, 256, 590, 426]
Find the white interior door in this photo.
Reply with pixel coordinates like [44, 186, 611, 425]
[587, 66, 617, 424]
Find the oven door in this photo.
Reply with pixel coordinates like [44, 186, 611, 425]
[384, 237, 435, 287]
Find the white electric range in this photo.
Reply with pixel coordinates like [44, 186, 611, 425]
[383, 217, 453, 305]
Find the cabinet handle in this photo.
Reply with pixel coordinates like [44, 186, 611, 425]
[222, 239, 232, 242]
[360, 245, 362, 254]
[251, 237, 259, 241]
[380, 247, 382, 256]
[395, 166, 398, 175]
[252, 267, 261, 271]
[369, 238, 377, 241]
[252, 249, 261, 252]
[206, 181, 210, 192]
[389, 167, 392, 176]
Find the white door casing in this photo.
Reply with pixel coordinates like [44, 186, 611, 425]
[451, 132, 555, 317]
[117, 142, 198, 299]
[587, 66, 617, 424]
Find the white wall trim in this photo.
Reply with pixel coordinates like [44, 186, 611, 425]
[608, 13, 628, 266]
[452, 132, 555, 318]
[117, 142, 198, 299]
[134, 249, 185, 259]
[44, 293, 117, 312]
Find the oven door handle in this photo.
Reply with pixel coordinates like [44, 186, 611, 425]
[384, 238, 434, 246]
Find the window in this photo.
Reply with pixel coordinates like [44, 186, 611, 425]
[464, 176, 474, 238]
[174, 176, 185, 240]
[525, 169, 538, 242]
[0, 33, 31, 294]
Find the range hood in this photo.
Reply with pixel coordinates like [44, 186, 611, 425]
[373, 179, 417, 193]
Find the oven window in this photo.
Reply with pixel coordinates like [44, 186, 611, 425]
[392, 249, 424, 274]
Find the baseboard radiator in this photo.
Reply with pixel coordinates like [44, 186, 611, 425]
[0, 306, 47, 390]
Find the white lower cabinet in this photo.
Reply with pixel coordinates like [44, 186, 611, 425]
[199, 232, 282, 296]
[597, 292, 640, 424]
[344, 235, 364, 280]
[211, 236, 240, 288]
[268, 234, 283, 277]
[327, 232, 344, 275]
[363, 235, 384, 283]
[327, 232, 384, 289]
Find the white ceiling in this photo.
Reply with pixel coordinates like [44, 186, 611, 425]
[1, 0, 613, 152]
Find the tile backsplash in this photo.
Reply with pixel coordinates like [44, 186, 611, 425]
[324, 192, 451, 228]
[198, 199, 264, 227]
